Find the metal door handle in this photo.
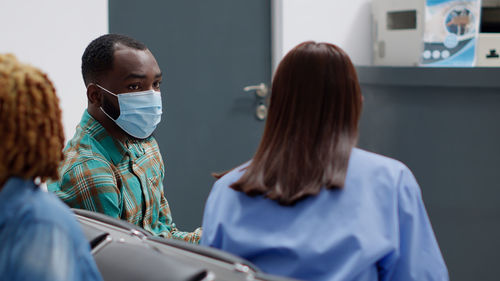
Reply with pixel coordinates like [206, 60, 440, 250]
[243, 83, 268, 98]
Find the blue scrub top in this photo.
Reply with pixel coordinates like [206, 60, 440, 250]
[0, 177, 103, 281]
[201, 148, 449, 281]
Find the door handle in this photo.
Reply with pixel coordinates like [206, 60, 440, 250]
[243, 83, 268, 98]
[243, 83, 269, 121]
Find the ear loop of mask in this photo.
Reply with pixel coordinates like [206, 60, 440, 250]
[96, 84, 118, 97]
[95, 84, 119, 121]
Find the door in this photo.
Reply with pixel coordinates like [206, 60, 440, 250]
[109, 1, 271, 230]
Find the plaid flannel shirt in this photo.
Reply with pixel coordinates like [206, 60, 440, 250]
[48, 110, 201, 243]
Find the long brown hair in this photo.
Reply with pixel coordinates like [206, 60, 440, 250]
[0, 54, 65, 186]
[230, 42, 362, 205]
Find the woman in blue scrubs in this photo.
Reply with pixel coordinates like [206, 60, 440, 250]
[201, 42, 449, 281]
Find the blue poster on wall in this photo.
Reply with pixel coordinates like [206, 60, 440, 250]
[420, 0, 481, 66]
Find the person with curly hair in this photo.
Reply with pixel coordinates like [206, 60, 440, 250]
[0, 54, 102, 281]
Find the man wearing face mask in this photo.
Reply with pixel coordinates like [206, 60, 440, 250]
[48, 34, 201, 243]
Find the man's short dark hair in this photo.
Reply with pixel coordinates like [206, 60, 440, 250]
[81, 34, 147, 86]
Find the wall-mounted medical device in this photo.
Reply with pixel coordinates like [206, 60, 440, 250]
[372, 0, 500, 67]
[372, 0, 424, 66]
[476, 0, 500, 66]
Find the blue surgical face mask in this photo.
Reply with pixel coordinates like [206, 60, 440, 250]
[96, 84, 162, 139]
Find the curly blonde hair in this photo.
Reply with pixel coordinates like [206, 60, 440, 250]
[0, 54, 64, 186]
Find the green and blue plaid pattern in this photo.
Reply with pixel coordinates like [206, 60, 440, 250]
[48, 110, 201, 243]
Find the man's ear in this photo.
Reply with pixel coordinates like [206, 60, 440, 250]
[86, 83, 102, 106]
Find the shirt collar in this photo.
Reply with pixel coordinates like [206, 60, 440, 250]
[80, 110, 128, 165]
[0, 177, 36, 209]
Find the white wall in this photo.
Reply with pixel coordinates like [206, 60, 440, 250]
[274, 0, 373, 67]
[2, 0, 372, 138]
[0, 0, 108, 141]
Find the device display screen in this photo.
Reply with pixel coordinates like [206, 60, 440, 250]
[481, 8, 500, 33]
[387, 10, 417, 30]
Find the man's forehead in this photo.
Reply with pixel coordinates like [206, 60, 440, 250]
[111, 46, 161, 77]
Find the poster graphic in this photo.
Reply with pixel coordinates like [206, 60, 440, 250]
[421, 0, 481, 66]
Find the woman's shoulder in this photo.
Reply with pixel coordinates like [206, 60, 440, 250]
[348, 148, 414, 188]
[214, 161, 250, 188]
[32, 189, 80, 224]
[351, 147, 409, 171]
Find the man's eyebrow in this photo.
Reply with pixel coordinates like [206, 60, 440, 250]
[124, 73, 147, 80]
[123, 72, 162, 80]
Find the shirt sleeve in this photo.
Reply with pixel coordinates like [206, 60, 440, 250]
[378, 167, 449, 281]
[50, 159, 122, 218]
[171, 227, 203, 244]
[155, 192, 202, 243]
[2, 221, 103, 281]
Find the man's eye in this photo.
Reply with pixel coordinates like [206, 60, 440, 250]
[128, 84, 140, 90]
[153, 81, 161, 89]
